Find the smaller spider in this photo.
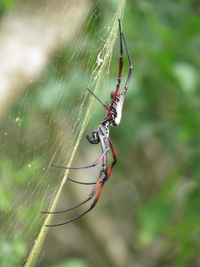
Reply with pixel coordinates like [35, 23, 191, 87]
[42, 18, 133, 227]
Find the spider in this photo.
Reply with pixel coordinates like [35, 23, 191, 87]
[42, 18, 133, 227]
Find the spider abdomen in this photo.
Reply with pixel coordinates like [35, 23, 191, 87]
[111, 91, 125, 126]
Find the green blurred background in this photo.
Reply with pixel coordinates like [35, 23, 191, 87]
[0, 0, 200, 266]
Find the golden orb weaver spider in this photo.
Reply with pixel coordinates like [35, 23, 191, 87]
[42, 18, 133, 227]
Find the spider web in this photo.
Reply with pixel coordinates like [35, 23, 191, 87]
[0, 0, 125, 266]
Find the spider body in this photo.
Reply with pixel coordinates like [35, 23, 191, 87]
[42, 19, 133, 227]
[108, 90, 126, 126]
[87, 90, 126, 145]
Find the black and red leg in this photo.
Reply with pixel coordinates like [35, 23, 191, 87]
[44, 143, 109, 226]
[86, 19, 124, 123]
[121, 32, 133, 93]
[78, 138, 117, 214]
[87, 88, 112, 119]
[110, 18, 124, 107]
[50, 147, 109, 170]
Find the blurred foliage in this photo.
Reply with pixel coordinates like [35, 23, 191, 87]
[0, 0, 14, 14]
[52, 258, 90, 267]
[0, 0, 200, 266]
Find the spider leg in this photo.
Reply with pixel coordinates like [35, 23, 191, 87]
[86, 134, 99, 144]
[110, 18, 124, 107]
[50, 148, 109, 170]
[67, 177, 103, 185]
[43, 136, 108, 215]
[84, 139, 116, 214]
[45, 167, 108, 227]
[51, 149, 108, 225]
[45, 134, 109, 226]
[42, 170, 104, 215]
[78, 139, 116, 217]
[101, 19, 124, 125]
[121, 32, 133, 93]
[84, 141, 112, 207]
[47, 139, 116, 224]
[45, 208, 93, 227]
[105, 138, 117, 181]
[87, 88, 112, 116]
